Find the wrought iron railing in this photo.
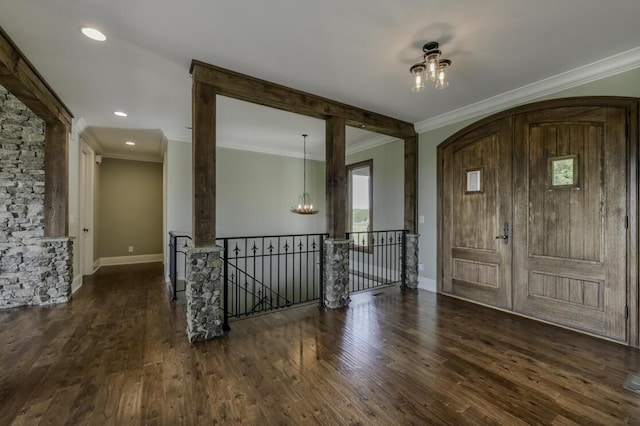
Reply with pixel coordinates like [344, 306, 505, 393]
[219, 233, 327, 329]
[168, 229, 407, 329]
[168, 231, 192, 300]
[346, 229, 407, 293]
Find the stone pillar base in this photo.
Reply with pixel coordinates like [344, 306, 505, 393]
[405, 233, 419, 289]
[36, 238, 73, 305]
[323, 239, 350, 308]
[185, 246, 223, 342]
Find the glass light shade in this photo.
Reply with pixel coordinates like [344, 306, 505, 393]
[426, 50, 441, 81]
[435, 60, 450, 90]
[410, 64, 426, 92]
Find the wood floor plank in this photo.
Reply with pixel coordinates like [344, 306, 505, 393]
[1, 263, 640, 425]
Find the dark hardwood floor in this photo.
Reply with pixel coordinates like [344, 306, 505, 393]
[1, 263, 640, 425]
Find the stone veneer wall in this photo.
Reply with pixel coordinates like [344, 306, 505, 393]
[185, 246, 223, 342]
[323, 239, 350, 308]
[404, 233, 419, 289]
[0, 85, 73, 308]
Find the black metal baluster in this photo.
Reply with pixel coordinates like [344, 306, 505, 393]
[284, 239, 290, 305]
[169, 233, 176, 300]
[251, 241, 257, 313]
[396, 231, 401, 282]
[233, 242, 240, 316]
[268, 241, 275, 307]
[384, 232, 389, 286]
[401, 230, 407, 289]
[223, 239, 230, 330]
[369, 233, 374, 290]
[319, 234, 324, 308]
[305, 235, 310, 302]
[261, 237, 266, 310]
[311, 237, 317, 301]
[298, 238, 303, 303]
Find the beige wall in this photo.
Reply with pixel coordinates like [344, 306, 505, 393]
[98, 158, 163, 258]
[418, 67, 640, 282]
[216, 147, 326, 237]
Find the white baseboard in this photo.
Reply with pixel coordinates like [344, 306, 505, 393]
[94, 254, 163, 270]
[418, 276, 437, 293]
[71, 275, 83, 294]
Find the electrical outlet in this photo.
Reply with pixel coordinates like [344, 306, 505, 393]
[419, 215, 425, 224]
[128, 246, 134, 253]
[418, 263, 424, 271]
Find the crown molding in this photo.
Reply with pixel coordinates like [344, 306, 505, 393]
[164, 132, 191, 143]
[100, 153, 163, 163]
[217, 142, 325, 161]
[72, 117, 88, 136]
[74, 119, 105, 153]
[414, 46, 640, 134]
[346, 134, 398, 157]
[167, 133, 399, 160]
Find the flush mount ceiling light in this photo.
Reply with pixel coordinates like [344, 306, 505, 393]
[113, 111, 127, 117]
[125, 141, 135, 146]
[410, 41, 451, 92]
[291, 134, 319, 215]
[81, 27, 107, 42]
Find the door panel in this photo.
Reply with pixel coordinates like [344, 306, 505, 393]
[442, 117, 513, 309]
[513, 107, 627, 341]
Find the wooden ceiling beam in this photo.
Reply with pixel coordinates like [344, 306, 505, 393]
[0, 27, 73, 127]
[190, 60, 415, 140]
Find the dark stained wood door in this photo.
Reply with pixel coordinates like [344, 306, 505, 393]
[513, 107, 627, 341]
[441, 117, 513, 309]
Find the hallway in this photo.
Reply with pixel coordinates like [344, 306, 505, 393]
[1, 263, 640, 424]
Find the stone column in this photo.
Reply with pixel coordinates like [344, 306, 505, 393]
[185, 246, 223, 342]
[404, 234, 419, 289]
[323, 239, 350, 308]
[35, 238, 73, 305]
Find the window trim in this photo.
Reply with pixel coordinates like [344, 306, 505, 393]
[347, 159, 373, 251]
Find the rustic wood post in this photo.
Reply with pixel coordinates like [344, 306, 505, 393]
[404, 134, 418, 234]
[192, 80, 217, 247]
[404, 133, 419, 289]
[44, 121, 69, 238]
[325, 116, 347, 239]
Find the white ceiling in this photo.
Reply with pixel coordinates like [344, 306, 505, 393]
[2, 0, 640, 162]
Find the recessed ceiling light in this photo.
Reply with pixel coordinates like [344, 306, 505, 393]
[114, 111, 127, 117]
[125, 141, 135, 146]
[81, 27, 106, 42]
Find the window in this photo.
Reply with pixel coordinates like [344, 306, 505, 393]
[465, 167, 483, 193]
[549, 155, 579, 189]
[347, 160, 373, 247]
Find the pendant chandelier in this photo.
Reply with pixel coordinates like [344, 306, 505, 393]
[291, 134, 319, 215]
[410, 41, 451, 92]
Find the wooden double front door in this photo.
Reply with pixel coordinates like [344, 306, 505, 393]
[440, 101, 630, 342]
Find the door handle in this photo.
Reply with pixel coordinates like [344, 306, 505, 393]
[495, 223, 509, 244]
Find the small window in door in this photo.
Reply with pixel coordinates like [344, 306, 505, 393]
[549, 155, 579, 189]
[347, 160, 373, 249]
[465, 168, 483, 193]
